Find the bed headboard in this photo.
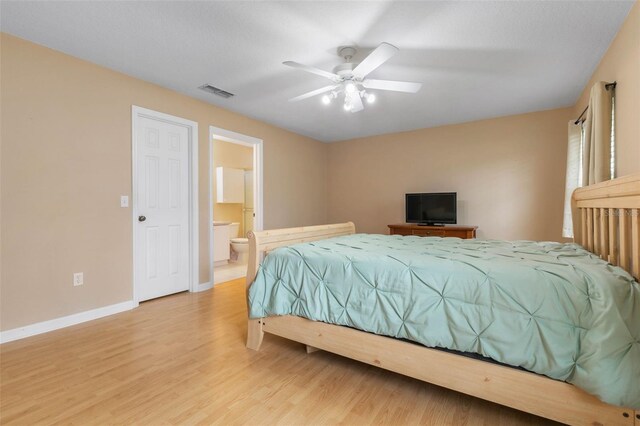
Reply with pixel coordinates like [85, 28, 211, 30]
[245, 222, 356, 286]
[572, 173, 640, 281]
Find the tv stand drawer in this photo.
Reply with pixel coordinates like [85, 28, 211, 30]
[388, 224, 478, 239]
[413, 229, 445, 237]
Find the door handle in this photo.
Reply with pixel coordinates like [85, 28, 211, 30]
[138, 215, 146, 222]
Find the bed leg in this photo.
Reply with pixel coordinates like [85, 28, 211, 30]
[306, 345, 320, 354]
[246, 318, 264, 351]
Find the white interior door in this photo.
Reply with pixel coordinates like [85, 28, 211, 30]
[135, 116, 190, 301]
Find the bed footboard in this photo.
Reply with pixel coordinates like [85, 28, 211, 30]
[244, 222, 356, 350]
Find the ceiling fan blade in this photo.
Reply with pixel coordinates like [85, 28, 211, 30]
[352, 42, 399, 79]
[362, 79, 422, 93]
[288, 85, 337, 102]
[283, 61, 341, 82]
[349, 94, 364, 113]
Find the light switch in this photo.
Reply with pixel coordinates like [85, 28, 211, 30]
[120, 195, 129, 207]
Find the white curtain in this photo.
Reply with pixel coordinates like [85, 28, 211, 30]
[562, 122, 583, 238]
[582, 81, 613, 186]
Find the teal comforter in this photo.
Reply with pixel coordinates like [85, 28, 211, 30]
[248, 234, 640, 408]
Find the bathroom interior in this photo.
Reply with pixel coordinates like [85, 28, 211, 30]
[212, 138, 254, 284]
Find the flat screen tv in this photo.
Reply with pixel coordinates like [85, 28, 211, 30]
[405, 192, 457, 225]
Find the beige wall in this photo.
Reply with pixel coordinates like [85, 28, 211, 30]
[573, 1, 639, 176]
[327, 108, 572, 241]
[0, 33, 328, 331]
[212, 139, 253, 236]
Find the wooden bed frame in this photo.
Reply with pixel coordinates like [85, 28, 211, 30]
[572, 173, 640, 280]
[245, 173, 640, 426]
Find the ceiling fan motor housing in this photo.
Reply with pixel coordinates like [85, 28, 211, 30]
[333, 62, 357, 79]
[335, 46, 359, 80]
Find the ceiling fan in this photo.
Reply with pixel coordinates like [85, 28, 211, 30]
[284, 42, 422, 113]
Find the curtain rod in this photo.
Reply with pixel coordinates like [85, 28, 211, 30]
[574, 81, 616, 125]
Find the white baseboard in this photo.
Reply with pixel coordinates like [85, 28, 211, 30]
[198, 281, 213, 292]
[0, 300, 137, 344]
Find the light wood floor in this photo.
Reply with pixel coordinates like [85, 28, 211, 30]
[1, 278, 557, 425]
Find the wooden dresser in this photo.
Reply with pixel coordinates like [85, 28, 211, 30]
[388, 224, 478, 239]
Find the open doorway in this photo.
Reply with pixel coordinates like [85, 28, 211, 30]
[209, 126, 263, 286]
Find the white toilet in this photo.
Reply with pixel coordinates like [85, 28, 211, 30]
[229, 222, 249, 264]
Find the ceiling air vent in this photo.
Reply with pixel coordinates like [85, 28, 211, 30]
[198, 84, 234, 99]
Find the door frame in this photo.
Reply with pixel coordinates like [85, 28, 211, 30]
[131, 106, 199, 303]
[209, 126, 263, 287]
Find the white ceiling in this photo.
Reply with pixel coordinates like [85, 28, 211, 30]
[1, 1, 633, 142]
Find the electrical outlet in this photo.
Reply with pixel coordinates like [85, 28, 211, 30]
[120, 195, 129, 208]
[73, 272, 84, 286]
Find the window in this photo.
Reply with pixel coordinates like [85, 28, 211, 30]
[610, 92, 616, 179]
[562, 89, 615, 239]
[562, 123, 583, 238]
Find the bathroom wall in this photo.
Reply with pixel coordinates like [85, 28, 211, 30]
[212, 139, 253, 237]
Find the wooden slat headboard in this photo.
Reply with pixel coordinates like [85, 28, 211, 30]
[572, 173, 640, 280]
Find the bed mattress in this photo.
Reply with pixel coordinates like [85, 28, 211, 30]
[248, 234, 640, 408]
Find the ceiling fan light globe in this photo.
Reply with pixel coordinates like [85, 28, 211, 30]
[345, 82, 357, 93]
[366, 93, 376, 104]
[321, 95, 331, 105]
[343, 102, 352, 111]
